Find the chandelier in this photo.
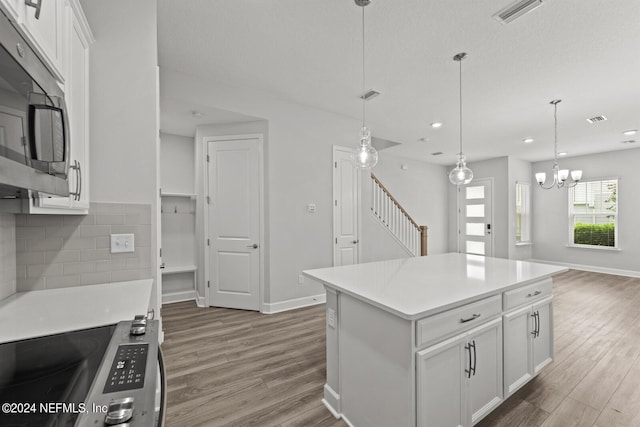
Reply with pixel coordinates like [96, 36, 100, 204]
[535, 100, 582, 189]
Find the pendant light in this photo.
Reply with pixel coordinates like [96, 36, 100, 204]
[535, 100, 582, 189]
[449, 52, 473, 185]
[351, 0, 378, 169]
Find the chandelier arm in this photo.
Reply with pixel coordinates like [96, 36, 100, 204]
[538, 178, 558, 190]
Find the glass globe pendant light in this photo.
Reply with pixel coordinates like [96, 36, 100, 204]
[448, 52, 473, 185]
[351, 0, 378, 169]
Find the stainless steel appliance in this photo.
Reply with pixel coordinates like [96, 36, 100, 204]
[0, 316, 165, 427]
[0, 8, 70, 200]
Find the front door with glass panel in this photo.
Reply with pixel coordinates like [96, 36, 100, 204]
[459, 178, 493, 256]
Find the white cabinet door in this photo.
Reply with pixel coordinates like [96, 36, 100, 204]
[30, 1, 91, 214]
[532, 297, 554, 374]
[503, 304, 533, 396]
[0, 0, 22, 21]
[467, 318, 503, 425]
[18, 0, 65, 81]
[417, 334, 466, 427]
[65, 2, 90, 209]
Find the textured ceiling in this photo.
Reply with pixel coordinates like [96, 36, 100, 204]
[157, 0, 640, 165]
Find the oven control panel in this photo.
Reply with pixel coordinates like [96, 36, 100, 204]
[103, 344, 148, 393]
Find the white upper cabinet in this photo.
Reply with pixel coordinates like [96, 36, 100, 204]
[0, 0, 66, 81]
[24, 0, 93, 214]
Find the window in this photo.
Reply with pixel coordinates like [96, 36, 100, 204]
[569, 178, 618, 248]
[515, 182, 531, 244]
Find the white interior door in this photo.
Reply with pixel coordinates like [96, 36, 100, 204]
[207, 136, 261, 311]
[459, 178, 493, 256]
[333, 146, 359, 266]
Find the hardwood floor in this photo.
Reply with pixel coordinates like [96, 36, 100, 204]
[161, 270, 640, 427]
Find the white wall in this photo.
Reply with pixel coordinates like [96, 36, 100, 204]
[508, 157, 533, 260]
[81, 0, 159, 310]
[532, 148, 640, 274]
[448, 157, 509, 258]
[0, 214, 16, 301]
[160, 132, 195, 194]
[360, 152, 449, 262]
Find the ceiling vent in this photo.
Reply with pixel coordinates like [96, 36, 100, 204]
[586, 115, 608, 124]
[360, 89, 381, 101]
[621, 140, 636, 144]
[493, 0, 543, 24]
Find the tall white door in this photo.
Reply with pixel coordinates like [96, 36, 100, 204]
[459, 178, 493, 256]
[333, 146, 359, 266]
[207, 137, 261, 311]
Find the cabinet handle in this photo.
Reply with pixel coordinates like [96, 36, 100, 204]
[77, 160, 82, 201]
[69, 161, 81, 200]
[526, 290, 542, 298]
[460, 313, 481, 323]
[471, 340, 477, 376]
[464, 343, 472, 378]
[530, 311, 540, 337]
[25, 0, 42, 19]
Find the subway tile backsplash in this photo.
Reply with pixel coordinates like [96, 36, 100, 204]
[15, 202, 152, 291]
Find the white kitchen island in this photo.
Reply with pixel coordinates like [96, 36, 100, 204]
[303, 253, 567, 427]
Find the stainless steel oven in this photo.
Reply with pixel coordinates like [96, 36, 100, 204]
[0, 316, 165, 427]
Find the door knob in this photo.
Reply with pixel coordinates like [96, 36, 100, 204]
[246, 243, 258, 249]
[352, 240, 359, 244]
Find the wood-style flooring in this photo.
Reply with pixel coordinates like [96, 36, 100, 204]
[161, 270, 640, 427]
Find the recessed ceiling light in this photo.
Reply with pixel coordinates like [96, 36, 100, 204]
[623, 129, 637, 136]
[431, 122, 443, 129]
[431, 152, 444, 156]
[191, 110, 203, 118]
[523, 138, 534, 143]
[418, 137, 429, 142]
[621, 140, 636, 144]
[558, 151, 568, 156]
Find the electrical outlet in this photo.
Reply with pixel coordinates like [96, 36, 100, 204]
[111, 233, 135, 253]
[298, 274, 304, 284]
[327, 308, 336, 328]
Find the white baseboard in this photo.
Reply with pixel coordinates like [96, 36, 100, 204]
[161, 290, 197, 305]
[195, 294, 206, 307]
[529, 259, 640, 278]
[262, 293, 326, 314]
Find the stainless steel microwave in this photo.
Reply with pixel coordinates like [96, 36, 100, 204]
[0, 9, 70, 200]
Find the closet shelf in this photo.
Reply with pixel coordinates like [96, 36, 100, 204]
[160, 191, 196, 198]
[162, 265, 197, 274]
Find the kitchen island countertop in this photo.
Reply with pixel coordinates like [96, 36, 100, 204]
[0, 279, 152, 344]
[303, 253, 568, 320]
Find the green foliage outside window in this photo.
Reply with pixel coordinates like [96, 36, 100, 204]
[573, 223, 615, 247]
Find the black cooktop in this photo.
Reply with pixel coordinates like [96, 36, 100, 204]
[0, 324, 116, 427]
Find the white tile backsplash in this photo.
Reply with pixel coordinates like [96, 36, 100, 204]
[0, 214, 17, 300]
[15, 202, 152, 291]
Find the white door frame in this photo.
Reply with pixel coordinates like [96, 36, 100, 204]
[457, 177, 494, 257]
[333, 145, 361, 266]
[203, 134, 265, 311]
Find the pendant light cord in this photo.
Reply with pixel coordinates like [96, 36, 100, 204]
[361, 5, 366, 128]
[459, 56, 463, 157]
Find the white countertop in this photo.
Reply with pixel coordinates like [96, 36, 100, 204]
[303, 253, 568, 320]
[0, 279, 153, 344]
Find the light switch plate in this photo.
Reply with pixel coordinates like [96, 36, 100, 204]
[111, 233, 135, 253]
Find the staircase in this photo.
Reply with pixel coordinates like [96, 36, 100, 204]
[370, 173, 428, 256]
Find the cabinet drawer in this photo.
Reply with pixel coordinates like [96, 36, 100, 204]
[503, 279, 552, 311]
[416, 294, 502, 348]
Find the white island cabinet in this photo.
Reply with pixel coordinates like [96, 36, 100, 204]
[303, 253, 567, 427]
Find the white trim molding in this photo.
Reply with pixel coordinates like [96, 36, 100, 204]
[262, 293, 326, 314]
[529, 259, 640, 278]
[161, 290, 197, 305]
